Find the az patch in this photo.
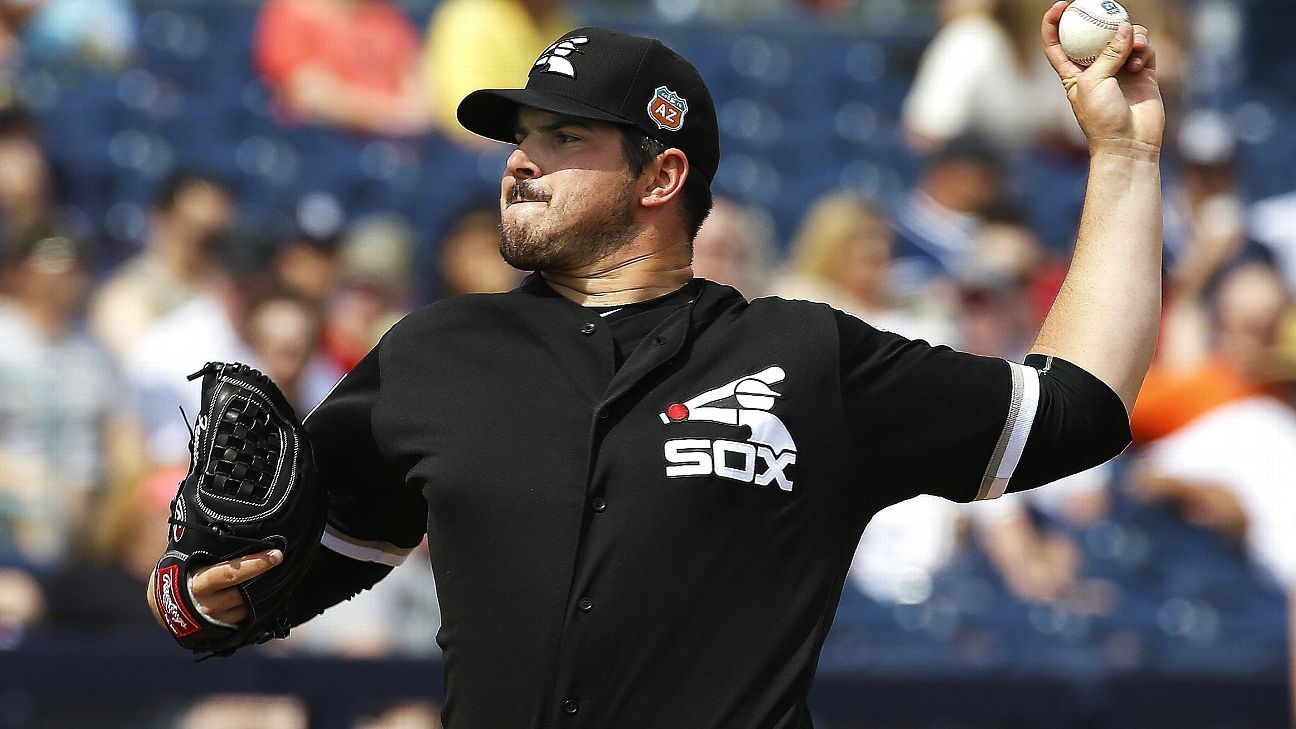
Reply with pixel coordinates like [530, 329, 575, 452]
[648, 86, 688, 132]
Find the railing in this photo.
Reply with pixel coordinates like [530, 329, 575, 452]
[2, 637, 1285, 728]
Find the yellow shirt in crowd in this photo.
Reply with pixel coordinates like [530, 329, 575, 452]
[423, 0, 575, 141]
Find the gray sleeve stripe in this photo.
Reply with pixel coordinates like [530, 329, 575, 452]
[977, 362, 1041, 500]
[320, 524, 412, 567]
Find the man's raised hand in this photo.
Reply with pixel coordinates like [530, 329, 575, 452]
[1042, 0, 1164, 159]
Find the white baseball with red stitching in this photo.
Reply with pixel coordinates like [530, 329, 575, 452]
[1058, 0, 1129, 66]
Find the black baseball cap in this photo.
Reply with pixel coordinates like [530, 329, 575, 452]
[457, 27, 720, 183]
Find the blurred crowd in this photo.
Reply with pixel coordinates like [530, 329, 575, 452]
[0, 0, 1293, 726]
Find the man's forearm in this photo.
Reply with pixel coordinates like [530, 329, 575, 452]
[1031, 148, 1162, 412]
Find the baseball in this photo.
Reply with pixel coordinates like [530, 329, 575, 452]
[1059, 0, 1130, 66]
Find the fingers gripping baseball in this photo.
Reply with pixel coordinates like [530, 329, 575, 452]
[1088, 18, 1133, 76]
[1041, 1, 1164, 156]
[190, 550, 284, 625]
[1126, 25, 1155, 74]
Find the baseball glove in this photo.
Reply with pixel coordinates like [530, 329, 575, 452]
[153, 362, 326, 657]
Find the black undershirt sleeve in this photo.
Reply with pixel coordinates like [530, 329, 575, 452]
[1005, 353, 1132, 493]
[288, 548, 392, 627]
[288, 337, 428, 626]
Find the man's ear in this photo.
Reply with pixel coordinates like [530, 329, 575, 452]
[640, 148, 689, 209]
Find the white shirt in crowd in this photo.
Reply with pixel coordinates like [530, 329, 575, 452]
[1141, 395, 1296, 588]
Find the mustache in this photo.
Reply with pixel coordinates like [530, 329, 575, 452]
[508, 181, 551, 205]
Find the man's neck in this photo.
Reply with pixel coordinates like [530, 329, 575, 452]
[542, 240, 693, 307]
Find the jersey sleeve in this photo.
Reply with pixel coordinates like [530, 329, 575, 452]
[304, 340, 428, 567]
[1003, 353, 1132, 494]
[836, 310, 1038, 505]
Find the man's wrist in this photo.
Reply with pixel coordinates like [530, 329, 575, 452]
[1089, 138, 1161, 164]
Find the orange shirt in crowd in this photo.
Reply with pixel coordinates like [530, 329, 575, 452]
[1130, 357, 1265, 444]
[255, 0, 421, 118]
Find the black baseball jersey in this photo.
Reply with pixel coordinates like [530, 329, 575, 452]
[301, 275, 1130, 729]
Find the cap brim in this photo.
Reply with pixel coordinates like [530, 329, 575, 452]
[457, 89, 632, 144]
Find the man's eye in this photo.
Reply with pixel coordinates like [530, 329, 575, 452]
[556, 133, 579, 144]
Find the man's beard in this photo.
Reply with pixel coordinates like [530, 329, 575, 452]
[499, 179, 639, 271]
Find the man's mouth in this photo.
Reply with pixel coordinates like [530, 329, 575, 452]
[508, 182, 550, 206]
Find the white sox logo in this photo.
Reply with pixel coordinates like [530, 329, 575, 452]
[660, 366, 797, 491]
[533, 36, 589, 78]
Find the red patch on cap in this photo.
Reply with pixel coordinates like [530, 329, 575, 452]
[648, 86, 689, 132]
[667, 403, 689, 421]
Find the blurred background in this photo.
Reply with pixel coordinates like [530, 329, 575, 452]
[0, 0, 1293, 726]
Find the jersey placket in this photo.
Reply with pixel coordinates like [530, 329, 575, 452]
[544, 305, 696, 727]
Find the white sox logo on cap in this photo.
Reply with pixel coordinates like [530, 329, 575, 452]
[533, 36, 589, 78]
[660, 366, 798, 491]
[648, 86, 688, 132]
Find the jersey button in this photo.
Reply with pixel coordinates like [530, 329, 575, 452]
[577, 597, 594, 612]
[580, 323, 597, 336]
[591, 497, 607, 512]
[596, 408, 608, 419]
[563, 699, 579, 714]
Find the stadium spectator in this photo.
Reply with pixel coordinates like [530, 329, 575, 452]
[0, 235, 144, 567]
[846, 492, 963, 606]
[903, 0, 1183, 157]
[0, 2, 34, 79]
[972, 207, 1066, 332]
[176, 695, 308, 729]
[247, 292, 328, 415]
[774, 192, 937, 340]
[4, 0, 135, 70]
[955, 275, 1032, 361]
[273, 229, 342, 306]
[322, 215, 416, 372]
[949, 249, 1110, 609]
[0, 105, 70, 266]
[38, 463, 176, 638]
[1250, 178, 1296, 295]
[902, 0, 1081, 156]
[689, 196, 775, 299]
[1133, 301, 1296, 699]
[890, 135, 1006, 293]
[89, 172, 235, 361]
[435, 205, 521, 299]
[355, 701, 444, 729]
[127, 230, 339, 466]
[254, 0, 430, 136]
[1132, 261, 1288, 444]
[969, 466, 1112, 606]
[421, 0, 574, 145]
[0, 566, 41, 647]
[1163, 110, 1249, 276]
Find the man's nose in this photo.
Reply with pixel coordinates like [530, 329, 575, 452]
[506, 147, 540, 180]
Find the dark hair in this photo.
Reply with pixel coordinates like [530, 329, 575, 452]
[151, 170, 230, 212]
[0, 104, 37, 139]
[619, 128, 713, 244]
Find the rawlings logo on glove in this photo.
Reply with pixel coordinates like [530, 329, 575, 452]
[155, 564, 201, 638]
